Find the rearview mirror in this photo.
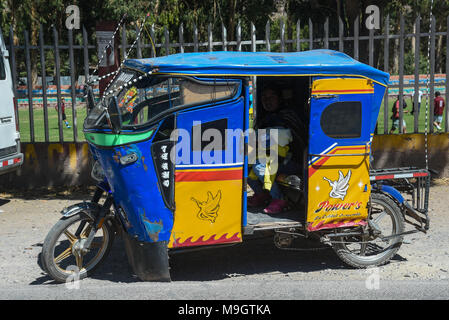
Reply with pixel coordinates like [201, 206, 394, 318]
[107, 96, 122, 133]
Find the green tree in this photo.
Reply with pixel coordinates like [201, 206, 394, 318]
[1, 0, 448, 81]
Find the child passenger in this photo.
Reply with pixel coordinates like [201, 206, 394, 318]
[247, 86, 305, 214]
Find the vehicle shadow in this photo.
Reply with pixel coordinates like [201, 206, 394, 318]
[169, 236, 346, 281]
[169, 236, 408, 281]
[33, 235, 407, 284]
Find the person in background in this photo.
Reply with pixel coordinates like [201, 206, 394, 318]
[433, 91, 445, 131]
[57, 98, 71, 129]
[390, 95, 408, 134]
[411, 89, 423, 116]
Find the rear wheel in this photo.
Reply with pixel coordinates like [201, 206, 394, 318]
[332, 193, 404, 268]
[41, 211, 114, 283]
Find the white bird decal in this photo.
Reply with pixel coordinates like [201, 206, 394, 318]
[323, 170, 351, 200]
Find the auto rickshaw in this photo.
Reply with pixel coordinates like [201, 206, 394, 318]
[41, 50, 430, 282]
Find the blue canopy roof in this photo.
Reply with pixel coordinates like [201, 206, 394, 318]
[124, 50, 390, 86]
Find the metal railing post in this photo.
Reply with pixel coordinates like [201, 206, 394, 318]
[24, 30, 34, 142]
[39, 25, 49, 142]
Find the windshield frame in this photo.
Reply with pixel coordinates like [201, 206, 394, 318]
[84, 69, 243, 132]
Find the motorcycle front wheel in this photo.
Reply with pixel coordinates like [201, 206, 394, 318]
[41, 211, 114, 283]
[331, 192, 405, 268]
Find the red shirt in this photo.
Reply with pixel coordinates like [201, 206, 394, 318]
[434, 96, 445, 115]
[55, 101, 66, 113]
[392, 99, 406, 119]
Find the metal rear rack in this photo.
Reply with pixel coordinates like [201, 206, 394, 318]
[370, 167, 430, 181]
[369, 167, 431, 232]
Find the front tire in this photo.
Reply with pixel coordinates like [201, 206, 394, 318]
[332, 192, 405, 268]
[41, 211, 114, 283]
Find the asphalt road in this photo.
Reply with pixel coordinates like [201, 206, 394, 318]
[1, 183, 449, 300]
[1, 278, 449, 300]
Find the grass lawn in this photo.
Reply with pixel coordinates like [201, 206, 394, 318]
[377, 96, 445, 134]
[17, 97, 445, 142]
[18, 105, 88, 142]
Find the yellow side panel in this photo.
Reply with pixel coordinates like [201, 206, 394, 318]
[312, 78, 374, 95]
[169, 179, 243, 248]
[307, 147, 370, 231]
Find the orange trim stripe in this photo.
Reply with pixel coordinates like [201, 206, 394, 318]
[308, 146, 367, 177]
[313, 89, 374, 93]
[175, 168, 243, 182]
[176, 167, 239, 173]
[172, 232, 241, 248]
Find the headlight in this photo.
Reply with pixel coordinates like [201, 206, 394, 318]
[91, 160, 106, 182]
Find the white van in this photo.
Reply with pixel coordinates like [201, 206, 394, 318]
[0, 28, 23, 175]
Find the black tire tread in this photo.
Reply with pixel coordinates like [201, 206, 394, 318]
[332, 192, 405, 269]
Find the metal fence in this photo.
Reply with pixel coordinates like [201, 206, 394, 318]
[4, 14, 449, 142]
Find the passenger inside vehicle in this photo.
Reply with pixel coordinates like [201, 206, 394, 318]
[247, 80, 307, 214]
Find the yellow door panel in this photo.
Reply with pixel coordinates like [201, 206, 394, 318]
[169, 168, 243, 248]
[307, 147, 370, 231]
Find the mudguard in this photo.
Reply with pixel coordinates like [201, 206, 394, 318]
[372, 184, 404, 204]
[61, 202, 102, 220]
[123, 232, 171, 282]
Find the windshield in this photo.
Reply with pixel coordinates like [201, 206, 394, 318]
[84, 70, 240, 130]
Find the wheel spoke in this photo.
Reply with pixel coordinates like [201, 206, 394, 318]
[54, 247, 72, 264]
[373, 210, 387, 224]
[81, 224, 93, 238]
[64, 230, 78, 244]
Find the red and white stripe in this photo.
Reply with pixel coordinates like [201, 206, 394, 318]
[0, 157, 22, 168]
[370, 172, 428, 181]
